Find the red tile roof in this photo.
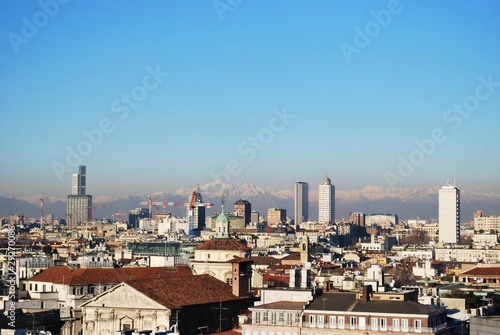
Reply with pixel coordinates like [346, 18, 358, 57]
[460, 264, 500, 277]
[128, 274, 245, 309]
[194, 238, 251, 251]
[251, 256, 282, 266]
[29, 266, 193, 285]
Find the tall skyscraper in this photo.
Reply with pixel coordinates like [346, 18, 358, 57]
[318, 175, 335, 223]
[72, 165, 86, 195]
[67, 165, 92, 226]
[438, 182, 460, 243]
[294, 181, 309, 224]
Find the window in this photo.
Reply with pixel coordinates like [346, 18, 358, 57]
[309, 315, 316, 327]
[414, 320, 421, 332]
[35, 284, 38, 291]
[371, 317, 378, 330]
[380, 318, 387, 330]
[329, 316, 336, 328]
[338, 317, 345, 329]
[271, 313, 277, 325]
[263, 311, 268, 322]
[30, 284, 32, 291]
[317, 315, 324, 327]
[350, 317, 357, 330]
[401, 319, 408, 331]
[255, 312, 261, 324]
[286, 313, 292, 325]
[393, 319, 400, 331]
[295, 313, 301, 324]
[279, 312, 284, 323]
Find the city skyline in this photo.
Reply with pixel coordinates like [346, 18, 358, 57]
[1, 1, 499, 199]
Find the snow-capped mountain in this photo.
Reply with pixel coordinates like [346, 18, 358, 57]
[2, 181, 499, 222]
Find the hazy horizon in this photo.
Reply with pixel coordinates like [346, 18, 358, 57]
[1, 1, 499, 198]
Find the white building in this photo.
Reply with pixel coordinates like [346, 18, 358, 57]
[438, 183, 460, 243]
[318, 175, 335, 223]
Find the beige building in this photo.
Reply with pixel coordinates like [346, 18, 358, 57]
[474, 214, 500, 232]
[268, 208, 287, 225]
[435, 245, 500, 263]
[242, 288, 451, 335]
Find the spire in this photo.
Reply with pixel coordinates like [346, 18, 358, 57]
[322, 173, 331, 185]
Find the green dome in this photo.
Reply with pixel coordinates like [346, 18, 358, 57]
[216, 205, 230, 223]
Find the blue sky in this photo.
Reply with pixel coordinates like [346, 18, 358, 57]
[1, 0, 499, 198]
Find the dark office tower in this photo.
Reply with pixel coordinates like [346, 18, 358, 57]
[234, 198, 251, 226]
[294, 181, 309, 224]
[349, 212, 366, 226]
[129, 208, 149, 229]
[67, 165, 92, 226]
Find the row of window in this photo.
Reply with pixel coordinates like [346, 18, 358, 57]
[28, 283, 108, 295]
[254, 311, 302, 325]
[307, 315, 421, 331]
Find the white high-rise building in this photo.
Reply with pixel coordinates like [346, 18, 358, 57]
[438, 183, 460, 243]
[294, 181, 309, 224]
[318, 175, 335, 223]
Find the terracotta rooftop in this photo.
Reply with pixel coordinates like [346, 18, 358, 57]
[194, 238, 251, 251]
[251, 256, 282, 266]
[281, 252, 301, 260]
[29, 266, 193, 285]
[128, 274, 244, 309]
[460, 264, 500, 276]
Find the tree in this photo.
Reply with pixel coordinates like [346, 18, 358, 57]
[42, 244, 52, 256]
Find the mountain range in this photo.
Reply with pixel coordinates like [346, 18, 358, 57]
[2, 180, 499, 223]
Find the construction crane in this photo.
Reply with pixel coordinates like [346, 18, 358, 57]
[111, 211, 126, 223]
[139, 191, 213, 220]
[90, 205, 111, 222]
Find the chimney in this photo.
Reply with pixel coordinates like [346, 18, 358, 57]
[301, 265, 311, 288]
[289, 268, 300, 288]
[362, 285, 372, 302]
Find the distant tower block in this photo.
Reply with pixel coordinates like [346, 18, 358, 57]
[439, 182, 460, 243]
[318, 174, 335, 223]
[295, 181, 309, 224]
[233, 198, 251, 226]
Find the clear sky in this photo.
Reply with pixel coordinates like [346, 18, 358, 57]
[1, 0, 499, 199]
